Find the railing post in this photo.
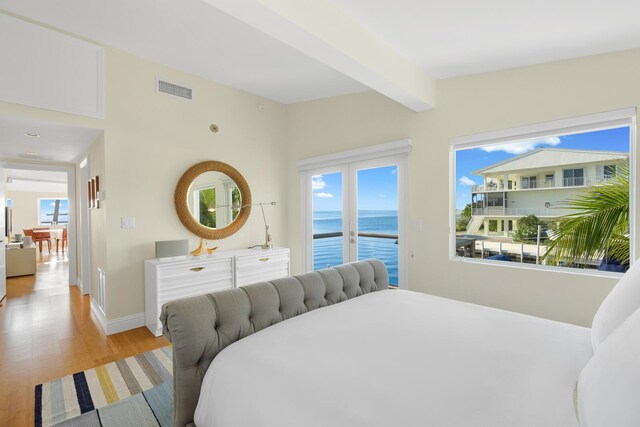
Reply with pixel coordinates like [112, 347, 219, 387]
[520, 243, 524, 263]
[499, 241, 503, 255]
[481, 241, 485, 258]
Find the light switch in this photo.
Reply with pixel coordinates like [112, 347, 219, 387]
[121, 216, 136, 229]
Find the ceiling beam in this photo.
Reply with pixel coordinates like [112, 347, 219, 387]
[204, 0, 435, 111]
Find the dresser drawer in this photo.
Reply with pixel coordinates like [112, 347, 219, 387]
[236, 249, 289, 287]
[157, 257, 232, 280]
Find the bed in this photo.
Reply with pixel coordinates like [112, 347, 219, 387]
[161, 259, 640, 427]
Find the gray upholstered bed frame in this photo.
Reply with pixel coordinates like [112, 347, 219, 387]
[160, 259, 389, 427]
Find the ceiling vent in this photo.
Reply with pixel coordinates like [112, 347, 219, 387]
[19, 153, 53, 161]
[156, 78, 193, 100]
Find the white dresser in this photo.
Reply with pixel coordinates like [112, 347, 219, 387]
[145, 247, 289, 336]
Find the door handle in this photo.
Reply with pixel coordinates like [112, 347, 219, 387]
[350, 238, 356, 244]
[190, 267, 205, 272]
[259, 257, 270, 262]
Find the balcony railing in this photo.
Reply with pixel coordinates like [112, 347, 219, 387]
[471, 174, 614, 193]
[471, 207, 575, 217]
[313, 232, 399, 286]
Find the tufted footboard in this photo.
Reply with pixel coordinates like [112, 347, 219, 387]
[160, 259, 389, 427]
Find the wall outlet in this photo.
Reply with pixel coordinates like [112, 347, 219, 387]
[121, 216, 136, 229]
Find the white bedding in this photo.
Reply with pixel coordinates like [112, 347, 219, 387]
[195, 290, 593, 427]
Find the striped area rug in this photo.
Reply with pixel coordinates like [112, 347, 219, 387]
[35, 346, 173, 427]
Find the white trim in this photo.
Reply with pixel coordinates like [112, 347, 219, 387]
[80, 159, 91, 295]
[90, 298, 107, 334]
[449, 108, 637, 273]
[453, 257, 624, 279]
[90, 298, 145, 335]
[106, 312, 146, 335]
[450, 108, 636, 149]
[297, 139, 412, 171]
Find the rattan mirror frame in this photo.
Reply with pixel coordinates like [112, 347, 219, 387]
[174, 161, 251, 239]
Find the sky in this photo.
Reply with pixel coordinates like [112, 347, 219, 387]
[312, 165, 398, 212]
[455, 126, 630, 209]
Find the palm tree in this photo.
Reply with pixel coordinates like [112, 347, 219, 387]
[543, 161, 629, 269]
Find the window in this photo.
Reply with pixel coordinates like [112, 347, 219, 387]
[6, 199, 11, 208]
[563, 168, 584, 187]
[522, 176, 537, 189]
[299, 140, 410, 288]
[604, 165, 616, 178]
[38, 198, 69, 224]
[451, 108, 634, 274]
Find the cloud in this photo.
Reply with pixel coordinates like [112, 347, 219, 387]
[378, 194, 386, 198]
[312, 176, 326, 190]
[315, 192, 334, 198]
[458, 176, 476, 186]
[391, 169, 397, 175]
[481, 137, 561, 155]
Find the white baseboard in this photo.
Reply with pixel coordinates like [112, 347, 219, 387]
[90, 299, 144, 335]
[106, 312, 145, 335]
[90, 298, 107, 334]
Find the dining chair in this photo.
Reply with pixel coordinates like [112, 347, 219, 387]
[29, 227, 52, 253]
[57, 228, 68, 254]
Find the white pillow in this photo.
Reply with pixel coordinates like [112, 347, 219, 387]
[591, 260, 640, 351]
[578, 305, 640, 427]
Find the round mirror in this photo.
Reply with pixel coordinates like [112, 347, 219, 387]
[174, 161, 251, 239]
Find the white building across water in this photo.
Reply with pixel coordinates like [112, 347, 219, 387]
[468, 148, 628, 235]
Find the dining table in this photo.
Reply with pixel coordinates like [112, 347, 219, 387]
[32, 228, 64, 252]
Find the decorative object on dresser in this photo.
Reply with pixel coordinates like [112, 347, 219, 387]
[174, 161, 252, 240]
[145, 247, 289, 336]
[190, 238, 205, 256]
[155, 239, 189, 259]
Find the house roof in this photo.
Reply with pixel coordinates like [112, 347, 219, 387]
[472, 148, 628, 175]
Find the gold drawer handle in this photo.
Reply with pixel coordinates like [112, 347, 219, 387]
[259, 257, 270, 262]
[190, 267, 205, 272]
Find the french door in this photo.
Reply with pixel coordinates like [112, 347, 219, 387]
[304, 156, 406, 288]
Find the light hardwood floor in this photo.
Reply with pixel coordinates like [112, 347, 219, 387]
[0, 251, 169, 427]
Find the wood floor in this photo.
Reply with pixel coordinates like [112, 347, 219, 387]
[0, 251, 169, 427]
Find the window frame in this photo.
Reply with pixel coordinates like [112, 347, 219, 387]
[449, 108, 636, 278]
[37, 197, 69, 225]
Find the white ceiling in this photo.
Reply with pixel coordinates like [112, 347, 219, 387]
[6, 168, 67, 193]
[0, 115, 101, 163]
[1, 0, 640, 106]
[0, 0, 367, 104]
[327, 0, 640, 78]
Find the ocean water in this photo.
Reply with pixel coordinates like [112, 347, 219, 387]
[313, 210, 399, 285]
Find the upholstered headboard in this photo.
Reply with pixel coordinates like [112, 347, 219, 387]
[160, 259, 389, 427]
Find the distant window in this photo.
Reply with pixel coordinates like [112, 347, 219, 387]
[563, 168, 584, 187]
[522, 176, 537, 189]
[38, 198, 69, 224]
[6, 199, 11, 208]
[452, 109, 634, 275]
[604, 164, 616, 178]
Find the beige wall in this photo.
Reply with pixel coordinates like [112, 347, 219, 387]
[8, 190, 67, 235]
[102, 48, 288, 319]
[286, 48, 640, 327]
